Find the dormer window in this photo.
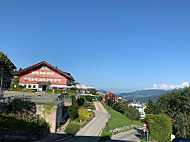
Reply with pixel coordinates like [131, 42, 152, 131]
[42, 66, 47, 69]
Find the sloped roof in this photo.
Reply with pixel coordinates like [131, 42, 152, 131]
[15, 61, 74, 81]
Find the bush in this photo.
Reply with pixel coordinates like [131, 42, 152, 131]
[77, 98, 84, 106]
[112, 102, 125, 113]
[143, 114, 172, 142]
[45, 89, 77, 95]
[83, 101, 95, 110]
[65, 120, 80, 135]
[68, 96, 79, 119]
[124, 106, 140, 121]
[24, 89, 37, 92]
[0, 113, 49, 131]
[7, 98, 34, 113]
[78, 108, 89, 121]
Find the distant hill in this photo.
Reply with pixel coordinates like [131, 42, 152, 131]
[97, 89, 107, 93]
[118, 89, 170, 103]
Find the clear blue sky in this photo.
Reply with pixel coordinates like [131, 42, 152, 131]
[1, 0, 190, 92]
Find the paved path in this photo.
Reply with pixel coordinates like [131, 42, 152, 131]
[63, 101, 108, 142]
[108, 128, 142, 142]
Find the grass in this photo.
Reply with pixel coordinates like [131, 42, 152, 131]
[100, 103, 142, 141]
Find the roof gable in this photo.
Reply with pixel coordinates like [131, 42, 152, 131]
[15, 61, 74, 81]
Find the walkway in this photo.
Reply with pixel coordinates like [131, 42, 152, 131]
[108, 128, 142, 142]
[63, 101, 108, 142]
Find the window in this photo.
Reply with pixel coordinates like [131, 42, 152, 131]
[32, 71, 38, 74]
[40, 71, 46, 75]
[33, 85, 36, 88]
[28, 85, 31, 88]
[54, 79, 61, 82]
[24, 85, 26, 88]
[24, 78, 30, 81]
[32, 78, 38, 81]
[47, 72, 54, 75]
[39, 78, 45, 81]
[42, 66, 47, 69]
[47, 78, 53, 82]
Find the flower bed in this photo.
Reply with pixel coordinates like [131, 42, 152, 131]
[0, 113, 49, 141]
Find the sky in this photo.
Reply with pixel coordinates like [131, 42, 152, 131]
[1, 0, 190, 93]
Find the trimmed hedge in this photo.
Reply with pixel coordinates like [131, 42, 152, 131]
[143, 114, 172, 142]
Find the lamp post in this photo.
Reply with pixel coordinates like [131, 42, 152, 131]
[0, 77, 3, 90]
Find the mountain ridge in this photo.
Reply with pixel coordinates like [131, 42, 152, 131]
[118, 89, 170, 103]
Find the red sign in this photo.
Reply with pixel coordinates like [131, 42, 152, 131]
[143, 123, 147, 127]
[143, 128, 146, 133]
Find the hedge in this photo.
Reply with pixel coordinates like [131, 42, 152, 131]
[45, 89, 77, 95]
[143, 114, 172, 142]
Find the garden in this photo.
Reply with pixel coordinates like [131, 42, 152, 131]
[65, 96, 95, 135]
[0, 98, 49, 141]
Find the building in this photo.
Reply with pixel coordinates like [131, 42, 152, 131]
[15, 61, 74, 91]
[0, 51, 17, 90]
[128, 101, 146, 118]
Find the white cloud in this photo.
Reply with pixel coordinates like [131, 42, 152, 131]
[147, 81, 189, 90]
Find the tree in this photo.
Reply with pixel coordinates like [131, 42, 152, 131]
[0, 51, 15, 78]
[145, 99, 159, 114]
[124, 106, 140, 120]
[90, 89, 97, 95]
[151, 87, 190, 138]
[112, 102, 125, 113]
[69, 96, 79, 119]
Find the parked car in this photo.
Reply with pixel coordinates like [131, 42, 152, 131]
[172, 137, 190, 142]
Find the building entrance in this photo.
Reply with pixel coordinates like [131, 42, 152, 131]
[42, 85, 47, 91]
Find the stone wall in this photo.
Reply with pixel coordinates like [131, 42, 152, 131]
[36, 103, 57, 133]
[109, 125, 142, 133]
[36, 102, 65, 133]
[0, 128, 48, 141]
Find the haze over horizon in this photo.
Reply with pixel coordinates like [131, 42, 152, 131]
[1, 0, 190, 92]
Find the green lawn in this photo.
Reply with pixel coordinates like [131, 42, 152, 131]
[100, 103, 142, 141]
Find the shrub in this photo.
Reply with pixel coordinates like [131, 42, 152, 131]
[45, 89, 77, 95]
[143, 114, 172, 142]
[7, 98, 34, 113]
[78, 107, 89, 121]
[83, 101, 95, 110]
[25, 89, 37, 92]
[65, 120, 80, 135]
[77, 98, 84, 106]
[124, 106, 140, 121]
[68, 96, 79, 119]
[112, 102, 125, 113]
[0, 113, 49, 131]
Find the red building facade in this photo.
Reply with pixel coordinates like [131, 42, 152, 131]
[15, 61, 74, 91]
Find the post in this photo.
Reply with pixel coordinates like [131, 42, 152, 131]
[106, 121, 109, 131]
[146, 129, 148, 141]
[1, 78, 3, 90]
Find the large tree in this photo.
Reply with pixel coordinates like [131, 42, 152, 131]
[0, 51, 15, 78]
[149, 87, 190, 138]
